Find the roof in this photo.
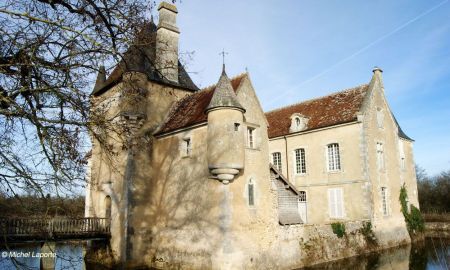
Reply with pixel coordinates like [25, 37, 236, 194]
[156, 73, 247, 135]
[265, 84, 370, 138]
[205, 68, 245, 112]
[393, 114, 413, 141]
[91, 20, 198, 96]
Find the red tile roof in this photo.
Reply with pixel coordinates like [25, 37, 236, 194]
[156, 73, 247, 135]
[265, 84, 369, 138]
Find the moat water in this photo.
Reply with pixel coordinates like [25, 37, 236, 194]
[0, 237, 448, 269]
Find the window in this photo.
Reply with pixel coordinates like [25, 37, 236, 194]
[327, 143, 341, 171]
[376, 142, 384, 170]
[295, 117, 301, 127]
[182, 138, 191, 156]
[299, 191, 307, 202]
[248, 180, 255, 206]
[399, 140, 406, 171]
[290, 114, 308, 132]
[272, 152, 282, 172]
[295, 148, 306, 174]
[328, 188, 344, 218]
[234, 123, 240, 131]
[376, 108, 384, 128]
[381, 187, 388, 216]
[247, 127, 255, 148]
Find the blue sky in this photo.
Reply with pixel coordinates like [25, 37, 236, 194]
[167, 0, 450, 176]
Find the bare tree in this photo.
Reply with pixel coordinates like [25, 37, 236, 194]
[0, 0, 156, 198]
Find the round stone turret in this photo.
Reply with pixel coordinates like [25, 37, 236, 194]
[206, 68, 245, 184]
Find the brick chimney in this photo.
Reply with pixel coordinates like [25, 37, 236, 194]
[155, 2, 179, 83]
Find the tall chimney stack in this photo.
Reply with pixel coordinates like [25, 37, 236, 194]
[155, 2, 179, 83]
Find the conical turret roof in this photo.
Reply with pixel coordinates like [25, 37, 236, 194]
[205, 67, 245, 112]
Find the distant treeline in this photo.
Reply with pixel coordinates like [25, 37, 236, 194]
[416, 166, 450, 213]
[0, 194, 85, 218]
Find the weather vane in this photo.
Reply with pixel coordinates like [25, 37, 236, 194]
[219, 49, 228, 70]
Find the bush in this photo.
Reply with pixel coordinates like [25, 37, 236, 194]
[331, 222, 346, 238]
[360, 221, 377, 244]
[399, 184, 424, 235]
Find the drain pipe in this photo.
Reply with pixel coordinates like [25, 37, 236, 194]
[284, 136, 289, 179]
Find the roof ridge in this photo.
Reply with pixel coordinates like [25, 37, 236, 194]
[265, 83, 369, 114]
[201, 72, 248, 91]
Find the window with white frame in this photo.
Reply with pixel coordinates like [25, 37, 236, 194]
[376, 107, 384, 128]
[295, 148, 306, 174]
[182, 138, 192, 157]
[247, 127, 255, 148]
[328, 188, 344, 218]
[272, 152, 282, 172]
[381, 187, 389, 216]
[376, 142, 384, 170]
[327, 143, 341, 171]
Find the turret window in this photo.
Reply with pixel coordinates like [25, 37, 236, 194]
[327, 143, 341, 171]
[272, 152, 282, 172]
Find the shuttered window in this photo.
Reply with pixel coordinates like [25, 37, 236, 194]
[328, 188, 344, 218]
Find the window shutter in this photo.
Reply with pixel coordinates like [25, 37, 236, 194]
[328, 189, 336, 218]
[336, 189, 343, 218]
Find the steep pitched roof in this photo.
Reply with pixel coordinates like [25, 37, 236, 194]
[206, 69, 245, 112]
[156, 73, 247, 135]
[92, 20, 198, 96]
[265, 85, 370, 138]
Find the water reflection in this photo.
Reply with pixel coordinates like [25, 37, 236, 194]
[0, 238, 448, 269]
[300, 237, 449, 270]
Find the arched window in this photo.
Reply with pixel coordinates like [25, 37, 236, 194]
[295, 117, 301, 127]
[290, 114, 309, 132]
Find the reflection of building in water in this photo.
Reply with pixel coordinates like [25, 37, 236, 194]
[84, 2, 420, 269]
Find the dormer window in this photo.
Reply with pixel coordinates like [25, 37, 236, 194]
[290, 114, 309, 133]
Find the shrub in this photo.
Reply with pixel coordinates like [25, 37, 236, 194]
[399, 184, 425, 235]
[331, 222, 346, 238]
[360, 221, 377, 244]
